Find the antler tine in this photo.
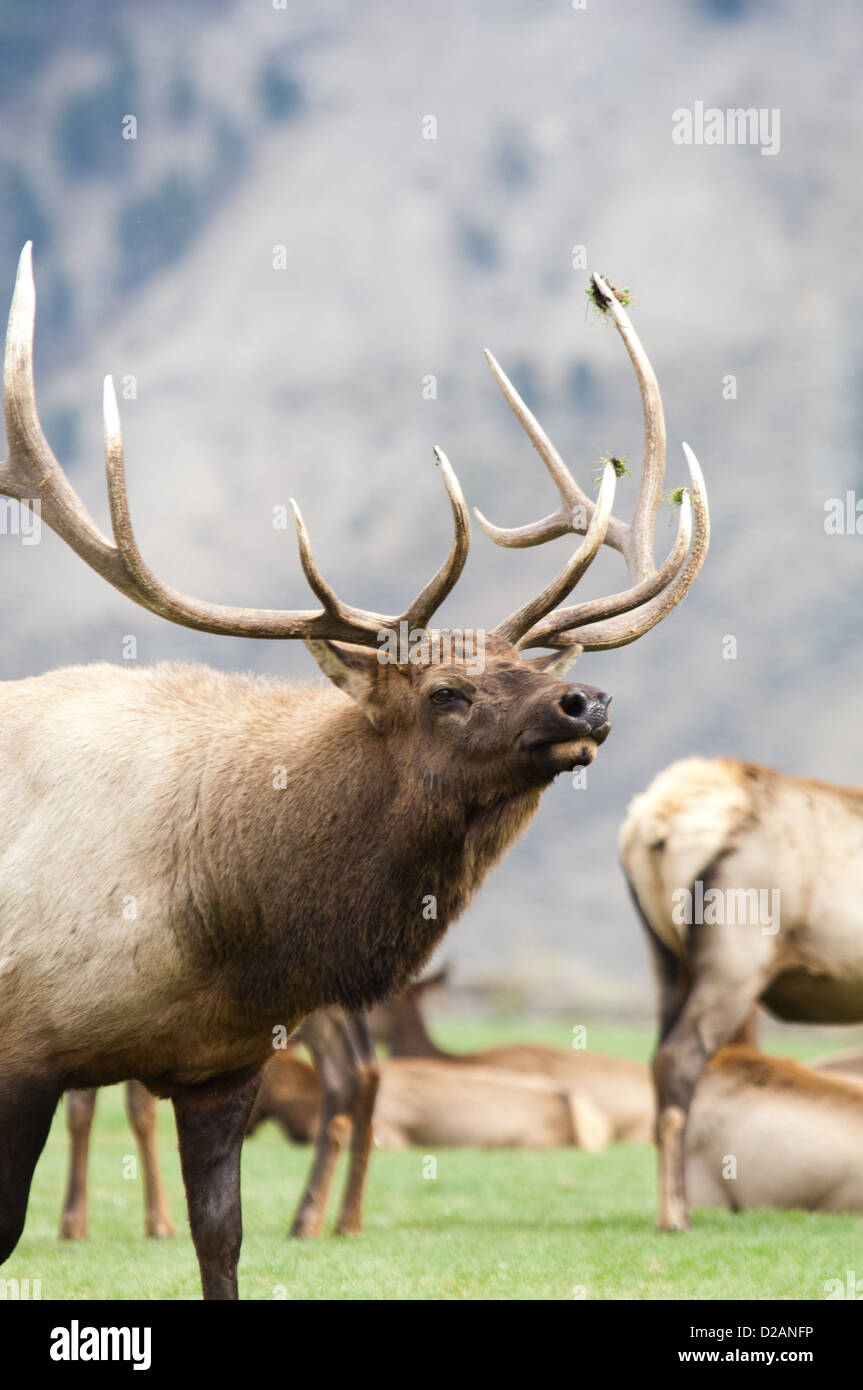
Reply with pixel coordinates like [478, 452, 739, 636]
[591, 274, 666, 583]
[3, 244, 472, 648]
[403, 448, 471, 628]
[480, 272, 708, 655]
[107, 384, 470, 642]
[288, 447, 469, 635]
[493, 460, 617, 645]
[534, 444, 709, 652]
[519, 475, 692, 649]
[103, 373, 348, 638]
[1, 244, 133, 596]
[474, 349, 628, 555]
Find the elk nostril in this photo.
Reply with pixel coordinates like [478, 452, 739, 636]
[560, 690, 589, 719]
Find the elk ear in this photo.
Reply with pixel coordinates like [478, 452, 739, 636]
[523, 647, 582, 678]
[303, 639, 383, 722]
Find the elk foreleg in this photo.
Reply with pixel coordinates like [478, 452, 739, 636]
[334, 1012, 380, 1236]
[173, 1070, 262, 1301]
[59, 1087, 97, 1239]
[0, 1072, 61, 1262]
[126, 1080, 174, 1238]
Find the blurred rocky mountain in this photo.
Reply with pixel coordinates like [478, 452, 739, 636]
[0, 0, 860, 1008]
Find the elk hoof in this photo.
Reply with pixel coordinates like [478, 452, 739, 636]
[289, 1217, 324, 1240]
[658, 1214, 691, 1233]
[146, 1218, 175, 1238]
[58, 1219, 87, 1240]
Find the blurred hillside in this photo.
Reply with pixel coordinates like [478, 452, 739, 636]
[0, 0, 861, 1009]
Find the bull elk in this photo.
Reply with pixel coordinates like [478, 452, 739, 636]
[0, 244, 708, 1298]
[620, 757, 863, 1232]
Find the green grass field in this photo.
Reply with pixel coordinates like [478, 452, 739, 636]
[4, 1019, 863, 1300]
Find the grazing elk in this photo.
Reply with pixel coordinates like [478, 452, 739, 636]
[253, 1050, 613, 1152]
[0, 244, 707, 1298]
[687, 1046, 863, 1215]
[621, 756, 863, 1232]
[370, 973, 654, 1142]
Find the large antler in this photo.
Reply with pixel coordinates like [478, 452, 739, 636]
[1, 244, 469, 645]
[477, 274, 709, 653]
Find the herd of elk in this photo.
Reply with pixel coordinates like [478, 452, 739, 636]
[621, 756, 863, 1231]
[0, 245, 708, 1298]
[59, 980, 651, 1248]
[256, 1028, 863, 1218]
[246, 978, 656, 1233]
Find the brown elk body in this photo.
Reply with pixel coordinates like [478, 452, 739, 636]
[620, 756, 863, 1231]
[0, 247, 708, 1296]
[254, 1050, 613, 1152]
[370, 978, 654, 1142]
[687, 1046, 863, 1214]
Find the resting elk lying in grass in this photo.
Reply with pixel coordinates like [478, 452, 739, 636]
[621, 757, 863, 1232]
[370, 973, 654, 1143]
[253, 1049, 613, 1153]
[252, 974, 651, 1235]
[0, 245, 708, 1298]
[686, 1046, 863, 1214]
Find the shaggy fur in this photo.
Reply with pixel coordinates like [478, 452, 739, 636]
[620, 755, 863, 1231]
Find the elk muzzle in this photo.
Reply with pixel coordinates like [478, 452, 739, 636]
[559, 684, 612, 745]
[517, 682, 612, 772]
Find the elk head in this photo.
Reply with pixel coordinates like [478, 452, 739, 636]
[0, 245, 708, 794]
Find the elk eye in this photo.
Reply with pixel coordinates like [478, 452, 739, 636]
[429, 687, 468, 708]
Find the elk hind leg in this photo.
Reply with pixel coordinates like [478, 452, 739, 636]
[653, 977, 762, 1233]
[290, 1010, 357, 1239]
[59, 1087, 97, 1239]
[334, 1013, 380, 1236]
[126, 1080, 174, 1238]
